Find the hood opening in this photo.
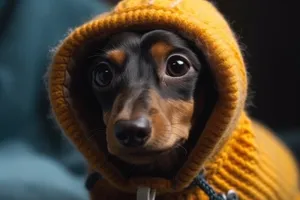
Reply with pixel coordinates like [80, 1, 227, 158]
[65, 28, 218, 180]
[67, 38, 108, 156]
[49, 4, 247, 192]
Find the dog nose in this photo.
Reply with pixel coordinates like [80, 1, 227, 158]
[114, 117, 151, 147]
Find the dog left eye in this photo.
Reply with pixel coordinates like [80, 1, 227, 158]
[91, 62, 114, 87]
[166, 54, 191, 77]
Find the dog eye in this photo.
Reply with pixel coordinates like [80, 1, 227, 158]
[91, 62, 114, 87]
[166, 54, 191, 77]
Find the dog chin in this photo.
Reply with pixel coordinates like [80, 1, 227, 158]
[110, 149, 172, 165]
[119, 156, 156, 165]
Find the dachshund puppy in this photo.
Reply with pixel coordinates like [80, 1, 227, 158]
[87, 30, 217, 178]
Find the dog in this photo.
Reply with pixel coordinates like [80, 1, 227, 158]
[86, 30, 217, 179]
[48, 0, 300, 198]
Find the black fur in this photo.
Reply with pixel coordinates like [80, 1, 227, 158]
[89, 30, 202, 112]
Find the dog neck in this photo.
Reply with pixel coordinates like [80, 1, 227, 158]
[107, 146, 187, 179]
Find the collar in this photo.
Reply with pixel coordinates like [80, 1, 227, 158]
[85, 171, 239, 200]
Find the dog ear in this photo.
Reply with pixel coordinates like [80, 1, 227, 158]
[65, 39, 109, 153]
[183, 39, 218, 150]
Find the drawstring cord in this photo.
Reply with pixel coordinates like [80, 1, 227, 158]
[85, 171, 238, 200]
[191, 172, 239, 200]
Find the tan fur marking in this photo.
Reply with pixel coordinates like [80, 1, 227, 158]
[104, 88, 195, 165]
[148, 89, 194, 150]
[150, 42, 174, 65]
[107, 49, 126, 66]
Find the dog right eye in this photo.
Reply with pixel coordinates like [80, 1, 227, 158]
[165, 54, 191, 77]
[91, 62, 114, 88]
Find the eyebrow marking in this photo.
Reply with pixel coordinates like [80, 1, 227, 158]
[106, 49, 126, 66]
[150, 42, 174, 65]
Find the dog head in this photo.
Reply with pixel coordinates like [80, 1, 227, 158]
[49, 0, 245, 187]
[87, 30, 210, 165]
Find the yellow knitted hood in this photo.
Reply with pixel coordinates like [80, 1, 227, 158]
[48, 0, 299, 199]
[49, 0, 247, 193]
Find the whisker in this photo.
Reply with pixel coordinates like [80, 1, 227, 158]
[88, 48, 107, 59]
[87, 127, 106, 134]
[88, 54, 103, 59]
[177, 145, 188, 155]
[127, 165, 138, 177]
[87, 133, 96, 140]
[83, 127, 106, 142]
[96, 48, 106, 52]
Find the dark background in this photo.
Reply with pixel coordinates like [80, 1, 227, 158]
[216, 0, 300, 131]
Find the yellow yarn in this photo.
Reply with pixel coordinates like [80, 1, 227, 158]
[48, 0, 300, 199]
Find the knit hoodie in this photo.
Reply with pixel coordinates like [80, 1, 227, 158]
[47, 0, 300, 199]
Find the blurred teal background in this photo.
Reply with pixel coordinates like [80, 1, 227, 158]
[0, 0, 111, 199]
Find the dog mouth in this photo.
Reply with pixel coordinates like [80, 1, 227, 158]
[117, 139, 186, 159]
[128, 150, 167, 157]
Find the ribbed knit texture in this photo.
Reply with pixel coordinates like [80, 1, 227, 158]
[48, 0, 300, 199]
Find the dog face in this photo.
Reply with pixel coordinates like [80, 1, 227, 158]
[88, 30, 203, 165]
